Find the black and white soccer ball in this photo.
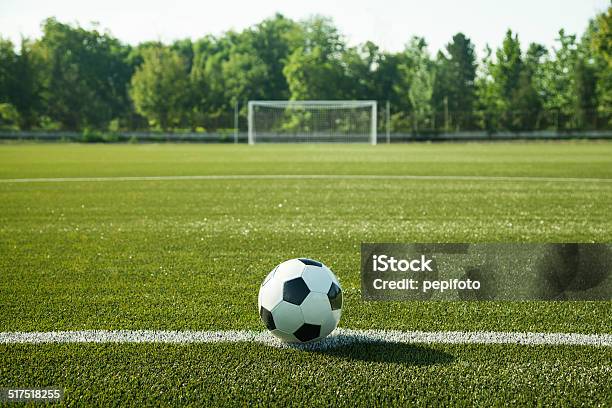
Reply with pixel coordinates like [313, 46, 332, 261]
[258, 258, 342, 343]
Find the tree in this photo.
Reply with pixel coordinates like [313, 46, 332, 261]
[0, 38, 44, 130]
[0, 38, 19, 129]
[512, 43, 546, 130]
[475, 45, 502, 132]
[483, 30, 546, 131]
[392, 37, 435, 132]
[240, 14, 303, 101]
[535, 30, 583, 129]
[283, 16, 347, 100]
[187, 17, 302, 130]
[188, 34, 241, 130]
[371, 51, 402, 105]
[171, 39, 194, 73]
[36, 18, 132, 130]
[494, 31, 523, 98]
[129, 47, 189, 130]
[590, 6, 611, 66]
[12, 39, 44, 129]
[433, 33, 477, 129]
[406, 39, 435, 131]
[492, 30, 524, 129]
[341, 42, 380, 100]
[0, 102, 20, 129]
[222, 52, 269, 106]
[587, 7, 611, 123]
[573, 36, 598, 128]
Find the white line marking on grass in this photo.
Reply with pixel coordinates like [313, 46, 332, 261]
[0, 174, 612, 184]
[1, 329, 610, 350]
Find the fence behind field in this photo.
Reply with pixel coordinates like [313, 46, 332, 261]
[1, 129, 611, 143]
[1, 107, 611, 143]
[0, 130, 249, 143]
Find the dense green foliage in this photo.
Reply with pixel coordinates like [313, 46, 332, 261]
[0, 143, 611, 405]
[0, 8, 610, 133]
[130, 47, 189, 130]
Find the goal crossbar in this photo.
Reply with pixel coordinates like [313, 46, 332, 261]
[250, 100, 377, 107]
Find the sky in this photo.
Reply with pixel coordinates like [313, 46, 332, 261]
[0, 0, 609, 54]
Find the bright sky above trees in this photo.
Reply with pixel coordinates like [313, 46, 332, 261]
[0, 0, 608, 53]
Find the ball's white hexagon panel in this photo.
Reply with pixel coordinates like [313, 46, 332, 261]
[271, 300, 305, 333]
[323, 265, 340, 286]
[270, 329, 299, 343]
[301, 265, 334, 293]
[319, 312, 339, 339]
[274, 259, 305, 282]
[332, 309, 342, 326]
[299, 292, 332, 325]
[258, 276, 284, 311]
[258, 286, 263, 310]
[261, 268, 276, 287]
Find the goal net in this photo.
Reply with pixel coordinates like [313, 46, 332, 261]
[248, 100, 377, 144]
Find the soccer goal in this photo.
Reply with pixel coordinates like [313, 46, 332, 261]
[248, 100, 377, 144]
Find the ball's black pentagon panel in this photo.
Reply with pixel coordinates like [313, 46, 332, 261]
[283, 277, 310, 305]
[327, 282, 342, 310]
[298, 258, 323, 267]
[259, 306, 276, 331]
[294, 323, 321, 342]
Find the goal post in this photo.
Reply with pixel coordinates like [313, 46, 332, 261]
[248, 100, 377, 145]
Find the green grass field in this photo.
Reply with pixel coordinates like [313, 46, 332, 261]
[1, 142, 611, 406]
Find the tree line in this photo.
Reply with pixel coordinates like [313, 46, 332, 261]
[0, 8, 610, 134]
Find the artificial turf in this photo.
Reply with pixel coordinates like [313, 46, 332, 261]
[0, 142, 611, 406]
[1, 343, 610, 406]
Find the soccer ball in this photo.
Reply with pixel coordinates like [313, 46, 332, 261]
[258, 258, 342, 343]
